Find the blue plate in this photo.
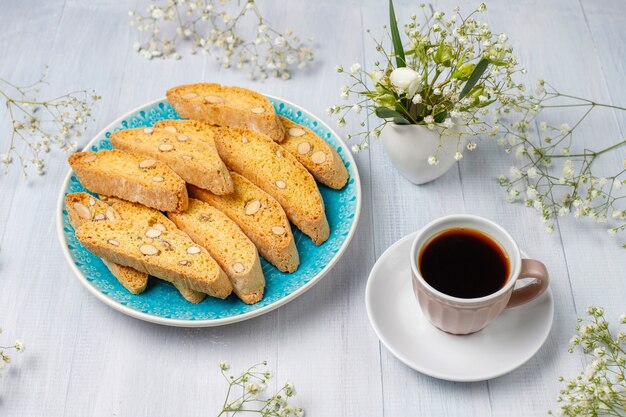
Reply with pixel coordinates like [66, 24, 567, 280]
[56, 96, 361, 327]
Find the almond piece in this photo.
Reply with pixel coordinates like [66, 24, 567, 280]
[182, 92, 197, 99]
[145, 227, 162, 238]
[143, 128, 154, 134]
[187, 246, 201, 255]
[288, 127, 306, 137]
[107, 239, 120, 246]
[105, 209, 116, 221]
[153, 223, 166, 232]
[94, 213, 105, 221]
[139, 244, 159, 256]
[311, 150, 327, 164]
[178, 260, 191, 266]
[163, 126, 177, 134]
[181, 155, 193, 160]
[177, 134, 189, 142]
[83, 154, 97, 163]
[276, 150, 283, 158]
[297, 141, 311, 155]
[232, 262, 245, 273]
[250, 107, 265, 114]
[245, 199, 261, 215]
[271, 226, 285, 235]
[275, 180, 286, 189]
[139, 158, 157, 169]
[73, 202, 92, 220]
[159, 144, 174, 152]
[152, 176, 164, 183]
[204, 95, 225, 104]
[89, 197, 96, 206]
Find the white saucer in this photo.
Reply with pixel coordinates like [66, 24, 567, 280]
[365, 232, 554, 382]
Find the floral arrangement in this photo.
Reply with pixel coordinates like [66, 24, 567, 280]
[216, 361, 303, 416]
[495, 83, 626, 240]
[550, 307, 626, 416]
[129, 0, 315, 81]
[330, 2, 525, 158]
[0, 326, 24, 377]
[0, 78, 100, 177]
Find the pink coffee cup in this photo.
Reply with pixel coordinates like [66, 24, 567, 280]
[410, 214, 549, 335]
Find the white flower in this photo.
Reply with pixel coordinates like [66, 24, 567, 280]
[14, 340, 24, 352]
[340, 85, 349, 100]
[219, 362, 230, 371]
[423, 115, 434, 124]
[527, 167, 538, 178]
[0, 153, 12, 164]
[467, 142, 477, 151]
[563, 160, 574, 178]
[335, 65, 344, 73]
[389, 67, 422, 97]
[369, 70, 384, 85]
[350, 63, 361, 74]
[510, 166, 522, 179]
[558, 206, 569, 217]
[352, 104, 362, 114]
[412, 94, 422, 104]
[454, 151, 463, 161]
[526, 187, 538, 200]
[151, 8, 164, 19]
[443, 118, 453, 128]
[559, 123, 571, 135]
[427, 155, 439, 165]
[539, 121, 548, 131]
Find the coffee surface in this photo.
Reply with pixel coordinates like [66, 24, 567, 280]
[419, 228, 510, 299]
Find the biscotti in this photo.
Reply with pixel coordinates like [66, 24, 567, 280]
[68, 149, 188, 212]
[110, 127, 233, 195]
[189, 172, 299, 273]
[278, 116, 349, 189]
[212, 127, 330, 245]
[166, 83, 285, 142]
[65, 192, 148, 295]
[168, 199, 265, 304]
[100, 196, 207, 304]
[76, 220, 232, 299]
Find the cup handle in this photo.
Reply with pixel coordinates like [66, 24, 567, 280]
[505, 259, 549, 308]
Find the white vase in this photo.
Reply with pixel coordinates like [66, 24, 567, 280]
[381, 123, 465, 185]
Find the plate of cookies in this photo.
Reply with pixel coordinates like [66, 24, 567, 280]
[56, 83, 361, 327]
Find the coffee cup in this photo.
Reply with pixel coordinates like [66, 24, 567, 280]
[410, 214, 549, 335]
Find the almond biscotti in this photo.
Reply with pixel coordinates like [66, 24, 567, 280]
[68, 149, 188, 212]
[110, 127, 233, 195]
[166, 83, 285, 142]
[189, 172, 299, 273]
[212, 127, 330, 245]
[168, 199, 265, 304]
[65, 192, 148, 295]
[76, 220, 232, 299]
[100, 196, 207, 304]
[278, 116, 349, 190]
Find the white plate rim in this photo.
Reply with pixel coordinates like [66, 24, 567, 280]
[365, 232, 554, 382]
[55, 95, 362, 328]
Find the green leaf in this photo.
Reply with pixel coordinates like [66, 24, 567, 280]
[434, 111, 448, 123]
[375, 107, 410, 124]
[459, 58, 489, 99]
[393, 117, 410, 125]
[389, 0, 406, 68]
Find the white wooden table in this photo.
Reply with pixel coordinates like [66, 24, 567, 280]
[1, 0, 625, 415]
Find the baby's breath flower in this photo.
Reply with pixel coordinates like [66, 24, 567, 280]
[350, 63, 361, 74]
[454, 151, 463, 161]
[218, 361, 304, 416]
[427, 155, 439, 166]
[1, 79, 99, 177]
[130, 0, 315, 80]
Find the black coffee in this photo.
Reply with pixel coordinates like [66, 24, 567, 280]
[418, 227, 510, 299]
